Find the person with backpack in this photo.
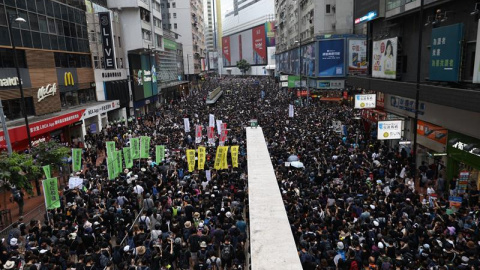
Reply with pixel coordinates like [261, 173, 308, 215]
[11, 187, 24, 216]
[206, 250, 221, 270]
[376, 249, 392, 270]
[220, 237, 234, 269]
[197, 241, 209, 266]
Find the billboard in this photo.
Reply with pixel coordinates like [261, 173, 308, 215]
[208, 51, 218, 70]
[252, 25, 267, 64]
[129, 54, 157, 101]
[354, 94, 376, 109]
[372, 37, 398, 79]
[99, 12, 116, 69]
[377, 120, 402, 140]
[348, 39, 368, 74]
[417, 120, 447, 145]
[222, 24, 271, 66]
[301, 43, 316, 77]
[265, 21, 276, 47]
[222, 36, 231, 66]
[318, 39, 345, 77]
[429, 23, 464, 82]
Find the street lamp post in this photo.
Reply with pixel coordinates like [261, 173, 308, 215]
[6, 13, 31, 149]
[412, 0, 424, 182]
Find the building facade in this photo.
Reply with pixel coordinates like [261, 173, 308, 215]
[220, 0, 276, 76]
[349, 0, 480, 185]
[0, 0, 104, 150]
[106, 0, 164, 116]
[162, 0, 206, 80]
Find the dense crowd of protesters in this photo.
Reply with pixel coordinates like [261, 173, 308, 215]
[3, 76, 479, 270]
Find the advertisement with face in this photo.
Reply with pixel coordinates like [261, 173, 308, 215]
[372, 37, 398, 79]
[301, 43, 316, 77]
[348, 39, 368, 74]
[318, 39, 345, 77]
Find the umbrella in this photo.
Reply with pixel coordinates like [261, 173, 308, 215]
[290, 161, 304, 168]
[287, 155, 299, 162]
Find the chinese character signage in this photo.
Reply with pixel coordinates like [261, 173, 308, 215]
[155, 145, 165, 164]
[372, 37, 398, 79]
[429, 23, 464, 82]
[72, 148, 82, 172]
[348, 39, 368, 74]
[377, 120, 402, 140]
[354, 94, 376, 109]
[318, 39, 345, 77]
[140, 136, 151, 159]
[43, 178, 60, 209]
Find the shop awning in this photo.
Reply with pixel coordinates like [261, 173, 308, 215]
[265, 65, 276, 70]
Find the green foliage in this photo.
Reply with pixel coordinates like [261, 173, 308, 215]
[236, 59, 251, 75]
[30, 141, 70, 171]
[0, 152, 41, 194]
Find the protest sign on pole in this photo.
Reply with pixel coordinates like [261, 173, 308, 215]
[106, 141, 116, 156]
[216, 120, 222, 135]
[198, 146, 206, 170]
[289, 104, 294, 118]
[107, 156, 115, 180]
[231, 145, 239, 168]
[123, 147, 133, 169]
[156, 145, 165, 164]
[207, 127, 215, 144]
[72, 148, 82, 172]
[214, 147, 222, 170]
[131, 138, 140, 159]
[186, 149, 196, 172]
[140, 136, 151, 159]
[43, 178, 60, 209]
[221, 146, 229, 169]
[184, 118, 191, 133]
[195, 125, 203, 144]
[209, 114, 215, 127]
[115, 150, 123, 177]
[43, 165, 51, 179]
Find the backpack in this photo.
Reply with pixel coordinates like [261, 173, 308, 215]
[12, 190, 21, 202]
[99, 253, 110, 267]
[139, 216, 147, 227]
[198, 249, 208, 262]
[350, 260, 359, 270]
[152, 186, 159, 196]
[221, 244, 232, 260]
[380, 257, 392, 270]
[112, 248, 122, 265]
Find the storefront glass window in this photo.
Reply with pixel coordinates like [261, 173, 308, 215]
[2, 97, 35, 121]
[60, 88, 96, 108]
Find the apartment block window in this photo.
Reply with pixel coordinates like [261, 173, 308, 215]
[119, 58, 124, 68]
[140, 8, 151, 22]
[326, 4, 331, 14]
[173, 13, 177, 18]
[167, 3, 170, 8]
[172, 2, 176, 8]
[174, 23, 177, 29]
[143, 30, 151, 41]
[168, 24, 172, 29]
[118, 36, 121, 47]
[156, 34, 162, 47]
[93, 55, 100, 69]
[168, 13, 171, 19]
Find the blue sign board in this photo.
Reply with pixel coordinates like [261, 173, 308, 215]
[318, 39, 345, 77]
[429, 23, 464, 82]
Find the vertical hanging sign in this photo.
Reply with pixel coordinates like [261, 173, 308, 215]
[99, 12, 116, 69]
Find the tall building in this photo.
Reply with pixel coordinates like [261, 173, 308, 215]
[275, 0, 354, 53]
[348, 0, 480, 182]
[161, 0, 206, 80]
[0, 0, 109, 150]
[85, 0, 129, 132]
[220, 0, 276, 76]
[204, 0, 215, 52]
[106, 0, 164, 116]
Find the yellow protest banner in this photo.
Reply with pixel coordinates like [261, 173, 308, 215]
[186, 149, 196, 172]
[231, 145, 239, 168]
[214, 146, 223, 170]
[221, 146, 229, 170]
[198, 146, 206, 170]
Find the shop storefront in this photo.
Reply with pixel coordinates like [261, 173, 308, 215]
[446, 131, 480, 189]
[81, 100, 124, 135]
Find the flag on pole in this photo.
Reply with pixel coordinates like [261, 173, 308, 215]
[209, 114, 215, 127]
[207, 127, 215, 144]
[195, 125, 203, 144]
[289, 104, 294, 118]
[43, 178, 60, 209]
[131, 138, 140, 159]
[115, 150, 123, 177]
[184, 118, 190, 133]
[219, 129, 228, 146]
[106, 141, 116, 156]
[186, 149, 196, 172]
[72, 148, 82, 172]
[43, 165, 51, 179]
[123, 147, 133, 169]
[107, 156, 115, 180]
[140, 136, 151, 159]
[221, 146, 229, 170]
[214, 146, 222, 170]
[156, 145, 165, 164]
[216, 120, 222, 135]
[231, 145, 239, 168]
[198, 146, 206, 170]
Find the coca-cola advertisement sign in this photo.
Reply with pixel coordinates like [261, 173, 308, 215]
[37, 83, 57, 102]
[252, 25, 266, 64]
